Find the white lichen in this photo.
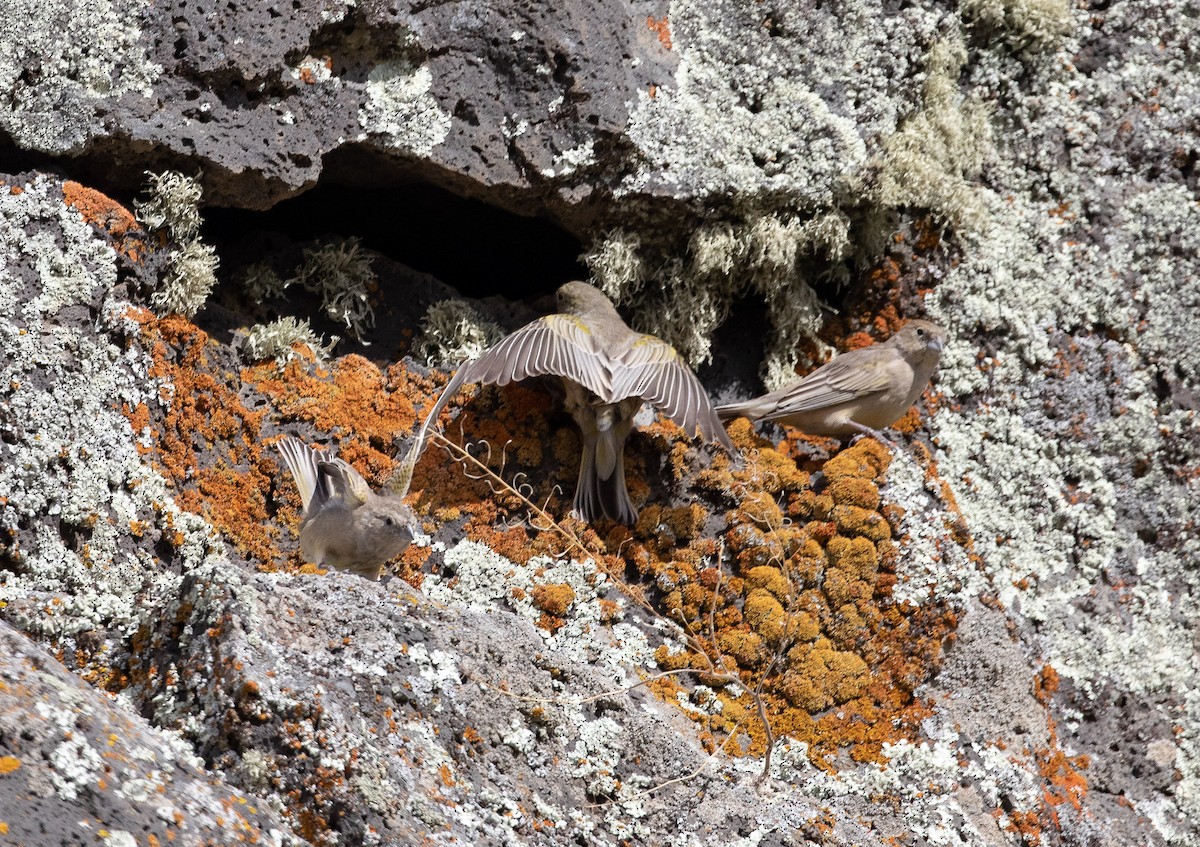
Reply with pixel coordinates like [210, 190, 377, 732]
[287, 238, 377, 339]
[413, 299, 504, 366]
[243, 316, 339, 365]
[134, 170, 219, 319]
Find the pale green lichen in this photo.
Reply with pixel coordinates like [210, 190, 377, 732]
[359, 60, 452, 157]
[241, 263, 288, 304]
[134, 171, 219, 319]
[961, 0, 1074, 53]
[413, 298, 504, 366]
[243, 316, 339, 365]
[286, 238, 377, 339]
[133, 171, 203, 239]
[586, 229, 648, 303]
[618, 29, 867, 204]
[152, 239, 220, 319]
[876, 35, 994, 234]
[0, 0, 161, 151]
[583, 214, 838, 387]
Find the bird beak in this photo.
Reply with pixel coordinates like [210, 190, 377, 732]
[929, 337, 944, 353]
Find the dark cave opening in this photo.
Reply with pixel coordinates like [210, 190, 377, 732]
[0, 133, 587, 305]
[202, 178, 588, 303]
[193, 148, 591, 359]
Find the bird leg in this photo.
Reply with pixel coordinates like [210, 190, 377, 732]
[847, 422, 896, 448]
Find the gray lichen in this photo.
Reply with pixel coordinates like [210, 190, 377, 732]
[134, 171, 220, 319]
[414, 299, 505, 366]
[243, 316, 339, 365]
[286, 238, 377, 340]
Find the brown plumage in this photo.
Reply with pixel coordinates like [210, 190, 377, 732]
[717, 320, 946, 439]
[427, 281, 734, 525]
[276, 437, 416, 580]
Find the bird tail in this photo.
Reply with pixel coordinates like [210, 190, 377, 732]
[277, 437, 326, 513]
[716, 398, 771, 421]
[574, 429, 637, 525]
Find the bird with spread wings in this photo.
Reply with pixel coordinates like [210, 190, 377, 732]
[413, 281, 734, 524]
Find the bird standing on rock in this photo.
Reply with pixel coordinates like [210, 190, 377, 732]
[717, 320, 946, 441]
[429, 281, 735, 525]
[276, 436, 416, 580]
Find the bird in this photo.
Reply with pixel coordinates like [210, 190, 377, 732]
[717, 319, 946, 440]
[423, 281, 735, 525]
[275, 436, 416, 580]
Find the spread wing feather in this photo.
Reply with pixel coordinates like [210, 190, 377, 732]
[317, 458, 372, 507]
[277, 437, 325, 513]
[458, 315, 614, 400]
[611, 336, 733, 450]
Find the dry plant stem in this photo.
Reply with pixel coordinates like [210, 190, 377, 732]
[430, 430, 670, 627]
[432, 431, 590, 554]
[584, 717, 747, 808]
[752, 651, 780, 787]
[468, 666, 719, 708]
[436, 429, 781, 783]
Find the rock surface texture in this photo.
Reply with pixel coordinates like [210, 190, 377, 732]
[1, 1, 1198, 846]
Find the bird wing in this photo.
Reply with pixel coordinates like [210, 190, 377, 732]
[277, 437, 326, 513]
[316, 458, 373, 507]
[458, 314, 614, 399]
[764, 349, 895, 416]
[611, 335, 734, 451]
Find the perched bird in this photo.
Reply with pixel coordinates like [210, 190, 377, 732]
[276, 436, 416, 580]
[427, 281, 735, 525]
[717, 320, 946, 440]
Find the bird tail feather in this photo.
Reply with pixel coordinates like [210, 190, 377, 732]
[277, 437, 326, 513]
[574, 432, 636, 525]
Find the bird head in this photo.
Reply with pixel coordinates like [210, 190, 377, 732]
[556, 280, 621, 319]
[364, 496, 417, 561]
[891, 319, 946, 363]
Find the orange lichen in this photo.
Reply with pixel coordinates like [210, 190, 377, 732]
[1034, 664, 1060, 704]
[743, 565, 790, 600]
[647, 15, 672, 50]
[530, 583, 575, 617]
[826, 475, 880, 510]
[122, 312, 280, 565]
[1004, 809, 1042, 845]
[62, 181, 146, 263]
[611, 429, 958, 768]
[0, 756, 20, 775]
[1039, 745, 1090, 811]
[743, 589, 788, 644]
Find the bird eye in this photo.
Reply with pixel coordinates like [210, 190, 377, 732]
[384, 516, 395, 526]
[915, 327, 926, 337]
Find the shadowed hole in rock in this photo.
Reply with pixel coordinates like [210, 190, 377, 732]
[199, 162, 587, 358]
